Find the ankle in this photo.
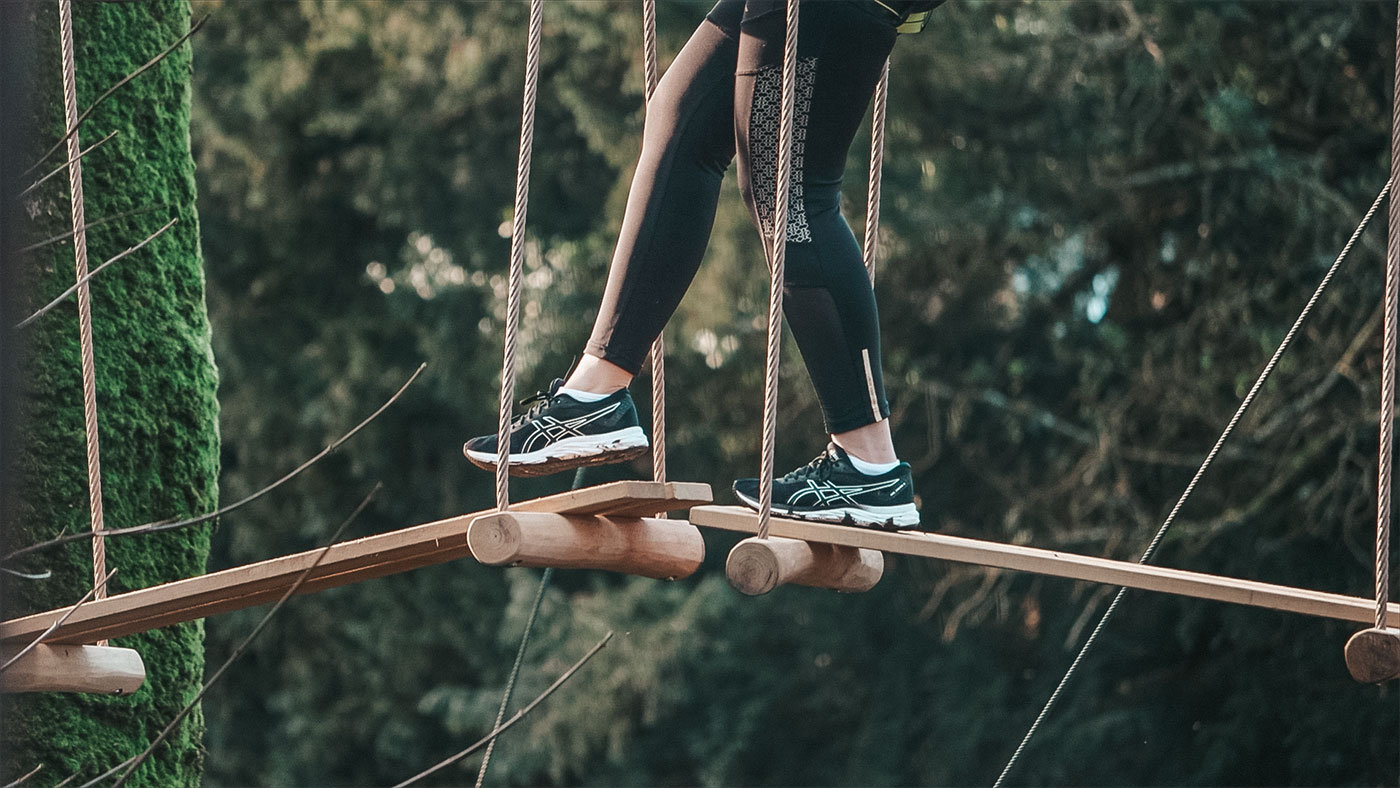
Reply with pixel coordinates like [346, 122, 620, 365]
[564, 354, 633, 395]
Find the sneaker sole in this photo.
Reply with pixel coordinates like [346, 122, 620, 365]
[732, 489, 921, 531]
[464, 427, 650, 478]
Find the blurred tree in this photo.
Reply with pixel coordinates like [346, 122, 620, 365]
[3, 1, 219, 785]
[190, 1, 1397, 785]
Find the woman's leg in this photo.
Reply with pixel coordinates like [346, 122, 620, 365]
[568, 2, 745, 394]
[733, 1, 900, 461]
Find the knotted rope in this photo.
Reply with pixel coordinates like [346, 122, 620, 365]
[1376, 4, 1400, 631]
[493, 0, 544, 515]
[643, 0, 667, 485]
[57, 0, 108, 606]
[862, 60, 889, 284]
[756, 0, 802, 541]
[994, 179, 1393, 786]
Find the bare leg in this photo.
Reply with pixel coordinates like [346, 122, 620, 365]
[563, 353, 634, 395]
[831, 419, 896, 464]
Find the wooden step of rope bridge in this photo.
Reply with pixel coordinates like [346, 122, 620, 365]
[0, 481, 710, 648]
[690, 505, 1400, 629]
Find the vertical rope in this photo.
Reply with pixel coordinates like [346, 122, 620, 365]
[862, 60, 889, 284]
[494, 0, 544, 514]
[1378, 0, 1400, 629]
[757, 0, 801, 541]
[57, 0, 108, 606]
[642, 0, 667, 486]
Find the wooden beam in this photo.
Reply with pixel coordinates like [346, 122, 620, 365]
[690, 506, 1400, 627]
[468, 512, 705, 580]
[725, 536, 882, 595]
[0, 481, 712, 646]
[1344, 627, 1400, 683]
[0, 644, 144, 694]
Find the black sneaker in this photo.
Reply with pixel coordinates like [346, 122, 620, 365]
[732, 443, 920, 530]
[463, 379, 649, 477]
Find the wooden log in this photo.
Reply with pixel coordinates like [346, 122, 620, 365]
[468, 512, 705, 580]
[1344, 627, 1400, 683]
[690, 506, 1400, 627]
[0, 644, 144, 695]
[725, 536, 883, 595]
[0, 481, 712, 646]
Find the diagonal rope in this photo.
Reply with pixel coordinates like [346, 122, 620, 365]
[1376, 1, 1400, 631]
[993, 178, 1392, 787]
[757, 0, 802, 541]
[494, 0, 544, 514]
[643, 0, 667, 486]
[57, 0, 108, 610]
[862, 60, 889, 284]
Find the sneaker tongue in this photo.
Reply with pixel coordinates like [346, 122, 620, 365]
[546, 378, 565, 397]
[825, 443, 849, 462]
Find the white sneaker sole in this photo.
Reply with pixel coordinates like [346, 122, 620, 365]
[733, 489, 921, 529]
[465, 426, 649, 466]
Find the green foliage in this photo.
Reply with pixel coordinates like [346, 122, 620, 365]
[191, 1, 1396, 785]
[3, 1, 218, 786]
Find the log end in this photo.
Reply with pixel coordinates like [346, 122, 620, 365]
[1345, 627, 1400, 683]
[0, 644, 145, 695]
[725, 536, 883, 596]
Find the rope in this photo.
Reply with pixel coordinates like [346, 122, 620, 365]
[1377, 3, 1400, 631]
[57, 0, 108, 606]
[756, 0, 801, 541]
[494, 0, 544, 514]
[993, 179, 1392, 787]
[863, 60, 889, 284]
[643, 0, 667, 486]
[473, 567, 552, 788]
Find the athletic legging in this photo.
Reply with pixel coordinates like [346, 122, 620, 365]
[584, 0, 900, 434]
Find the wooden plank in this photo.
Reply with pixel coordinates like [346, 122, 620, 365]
[0, 644, 145, 694]
[0, 481, 712, 646]
[691, 506, 1400, 627]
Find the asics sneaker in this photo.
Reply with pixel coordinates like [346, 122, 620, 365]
[732, 443, 920, 530]
[463, 379, 649, 477]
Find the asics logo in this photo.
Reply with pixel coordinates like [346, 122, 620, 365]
[519, 403, 620, 452]
[788, 478, 903, 507]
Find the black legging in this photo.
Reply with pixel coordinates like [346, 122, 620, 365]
[584, 0, 899, 434]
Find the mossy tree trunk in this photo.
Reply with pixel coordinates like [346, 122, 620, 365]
[3, 1, 219, 785]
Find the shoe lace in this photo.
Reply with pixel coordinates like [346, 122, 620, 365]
[782, 445, 840, 484]
[510, 379, 562, 428]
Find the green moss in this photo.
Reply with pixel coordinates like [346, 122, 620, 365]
[4, 1, 219, 785]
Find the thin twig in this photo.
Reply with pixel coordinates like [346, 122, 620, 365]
[1, 764, 43, 788]
[0, 568, 52, 580]
[15, 218, 177, 330]
[17, 207, 159, 254]
[24, 15, 209, 177]
[50, 774, 78, 788]
[3, 364, 425, 563]
[392, 631, 615, 788]
[16, 131, 118, 199]
[97, 484, 380, 788]
[0, 568, 117, 674]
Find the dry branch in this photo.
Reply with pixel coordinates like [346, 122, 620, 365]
[3, 364, 424, 563]
[392, 632, 615, 788]
[15, 218, 178, 329]
[17, 207, 159, 254]
[24, 15, 209, 177]
[0, 568, 117, 675]
[88, 485, 380, 788]
[16, 131, 118, 199]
